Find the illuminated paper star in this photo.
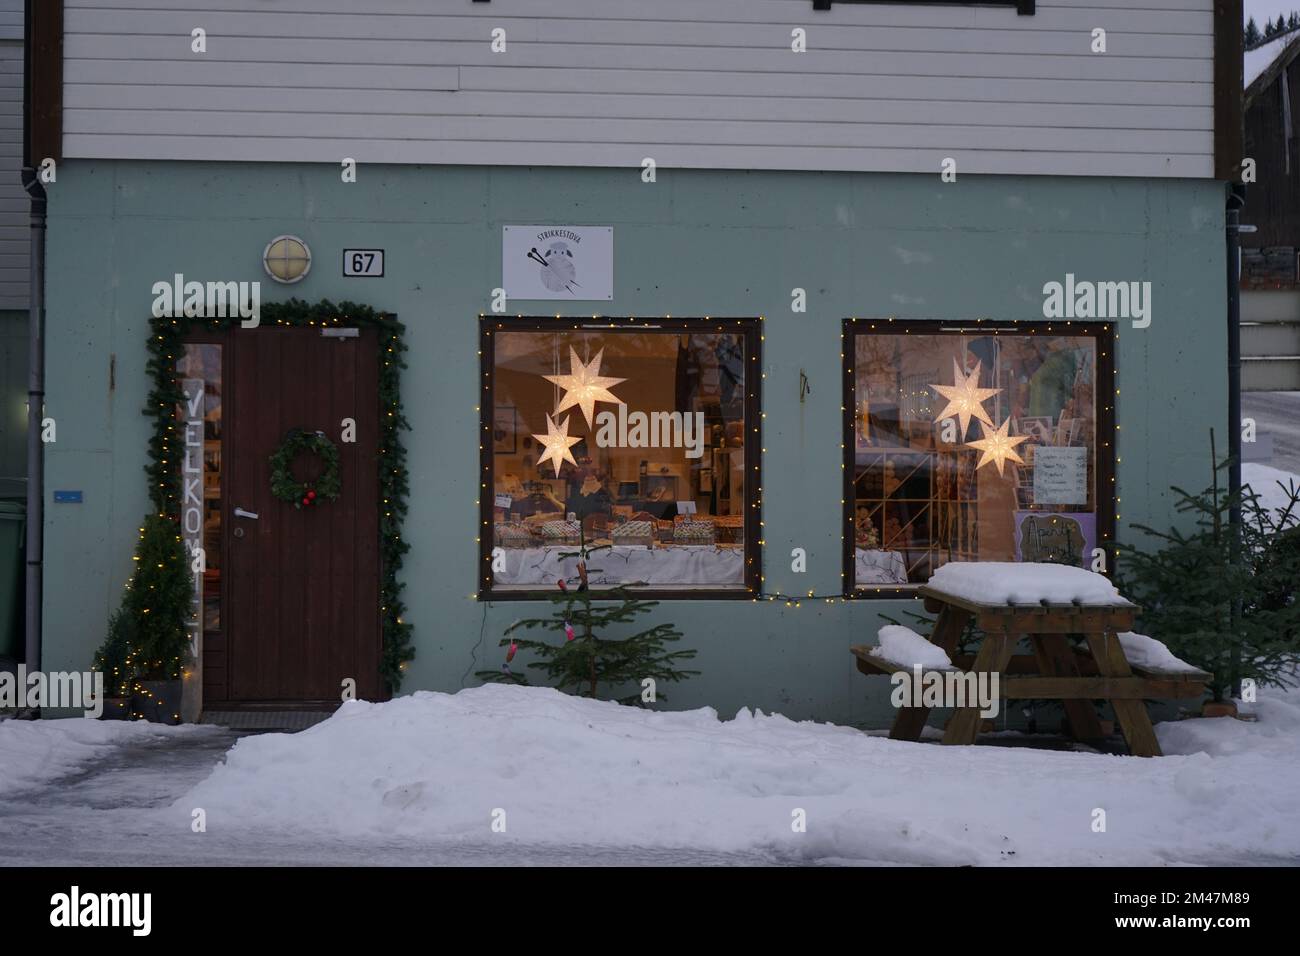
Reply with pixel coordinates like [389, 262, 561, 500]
[966, 417, 1028, 477]
[931, 358, 1000, 435]
[533, 413, 582, 476]
[544, 347, 626, 428]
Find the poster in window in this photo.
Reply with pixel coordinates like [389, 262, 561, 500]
[1032, 446, 1088, 505]
[1020, 416, 1055, 447]
[1014, 511, 1095, 568]
[493, 406, 516, 454]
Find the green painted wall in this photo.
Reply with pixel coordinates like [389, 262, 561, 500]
[40, 162, 1226, 726]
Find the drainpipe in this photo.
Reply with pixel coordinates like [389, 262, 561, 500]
[20, 169, 44, 677]
[1225, 182, 1247, 700]
[21, 0, 45, 677]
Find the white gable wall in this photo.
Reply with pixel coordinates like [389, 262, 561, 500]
[61, 0, 1216, 177]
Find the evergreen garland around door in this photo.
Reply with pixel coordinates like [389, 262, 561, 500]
[142, 298, 415, 688]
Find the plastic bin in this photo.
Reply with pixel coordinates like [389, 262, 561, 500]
[0, 499, 24, 659]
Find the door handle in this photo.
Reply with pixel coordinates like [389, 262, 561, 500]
[234, 507, 259, 520]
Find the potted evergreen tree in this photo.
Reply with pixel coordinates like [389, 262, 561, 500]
[117, 513, 192, 724]
[91, 609, 138, 720]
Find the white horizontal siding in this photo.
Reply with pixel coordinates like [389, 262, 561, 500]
[64, 11, 1214, 55]
[65, 35, 1212, 82]
[63, 109, 1210, 153]
[0, 0, 20, 43]
[63, 85, 1214, 129]
[61, 0, 1218, 178]
[0, 38, 25, 310]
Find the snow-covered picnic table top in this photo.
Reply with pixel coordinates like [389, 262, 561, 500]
[923, 562, 1136, 608]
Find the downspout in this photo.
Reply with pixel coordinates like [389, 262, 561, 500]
[1225, 182, 1246, 700]
[19, 171, 44, 677]
[21, 0, 45, 676]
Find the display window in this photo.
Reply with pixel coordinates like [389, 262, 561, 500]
[842, 320, 1115, 595]
[479, 317, 762, 598]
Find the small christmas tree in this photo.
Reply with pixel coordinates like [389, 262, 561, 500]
[92, 609, 140, 699]
[480, 537, 698, 704]
[1120, 442, 1300, 701]
[119, 512, 193, 682]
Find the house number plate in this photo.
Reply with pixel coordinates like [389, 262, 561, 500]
[342, 249, 384, 277]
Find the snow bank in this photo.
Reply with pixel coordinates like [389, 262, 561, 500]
[871, 625, 953, 669]
[927, 561, 1129, 606]
[1117, 632, 1201, 674]
[0, 717, 197, 797]
[1243, 462, 1300, 530]
[1159, 679, 1300, 761]
[172, 683, 1300, 865]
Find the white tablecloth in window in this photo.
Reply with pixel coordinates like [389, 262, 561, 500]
[855, 548, 909, 585]
[496, 545, 745, 587]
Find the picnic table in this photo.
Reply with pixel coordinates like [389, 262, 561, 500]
[851, 565, 1212, 757]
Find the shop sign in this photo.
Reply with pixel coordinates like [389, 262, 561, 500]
[181, 378, 205, 654]
[503, 225, 613, 300]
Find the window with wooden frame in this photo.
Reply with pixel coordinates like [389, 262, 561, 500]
[842, 319, 1115, 597]
[479, 317, 762, 599]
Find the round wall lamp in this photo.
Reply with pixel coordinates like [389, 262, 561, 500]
[263, 235, 312, 284]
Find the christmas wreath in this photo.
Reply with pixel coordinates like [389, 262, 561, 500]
[269, 428, 342, 509]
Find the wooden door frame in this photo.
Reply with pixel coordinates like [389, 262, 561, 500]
[187, 325, 388, 712]
[146, 302, 412, 715]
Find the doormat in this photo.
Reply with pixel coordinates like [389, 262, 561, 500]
[201, 711, 331, 733]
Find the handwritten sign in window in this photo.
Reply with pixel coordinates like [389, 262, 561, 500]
[1033, 446, 1088, 505]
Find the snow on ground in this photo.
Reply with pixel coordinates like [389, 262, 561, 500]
[0, 717, 199, 797]
[170, 683, 1300, 866]
[1243, 462, 1300, 529]
[927, 561, 1129, 606]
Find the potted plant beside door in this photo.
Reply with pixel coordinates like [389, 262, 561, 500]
[116, 513, 193, 724]
[91, 610, 138, 720]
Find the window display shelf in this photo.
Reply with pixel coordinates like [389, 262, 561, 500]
[493, 544, 745, 588]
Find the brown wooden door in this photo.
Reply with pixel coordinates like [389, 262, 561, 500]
[219, 326, 382, 705]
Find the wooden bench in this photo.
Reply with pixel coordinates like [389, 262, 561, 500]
[852, 645, 958, 678]
[851, 644, 960, 742]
